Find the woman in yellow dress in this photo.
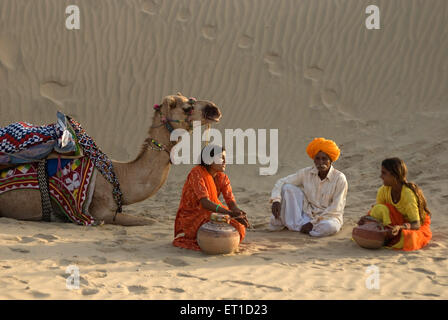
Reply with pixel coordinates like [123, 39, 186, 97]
[358, 157, 432, 251]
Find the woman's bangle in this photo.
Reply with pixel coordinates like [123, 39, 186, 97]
[215, 204, 221, 212]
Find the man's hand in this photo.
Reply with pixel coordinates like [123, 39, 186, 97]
[271, 201, 281, 219]
[300, 222, 313, 234]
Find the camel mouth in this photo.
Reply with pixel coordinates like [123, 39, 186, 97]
[202, 104, 222, 123]
[204, 114, 221, 123]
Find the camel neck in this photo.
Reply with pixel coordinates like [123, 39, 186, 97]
[147, 113, 174, 150]
[112, 123, 174, 205]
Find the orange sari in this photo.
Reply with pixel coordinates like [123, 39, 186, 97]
[173, 165, 246, 251]
[370, 204, 432, 251]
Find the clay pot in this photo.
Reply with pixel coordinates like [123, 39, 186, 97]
[197, 217, 240, 255]
[352, 221, 387, 249]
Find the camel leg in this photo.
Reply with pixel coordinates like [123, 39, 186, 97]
[109, 213, 156, 226]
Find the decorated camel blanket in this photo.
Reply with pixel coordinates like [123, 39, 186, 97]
[0, 121, 60, 154]
[0, 111, 80, 165]
[0, 157, 97, 225]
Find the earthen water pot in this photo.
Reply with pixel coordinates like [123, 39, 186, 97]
[197, 214, 240, 255]
[352, 221, 387, 249]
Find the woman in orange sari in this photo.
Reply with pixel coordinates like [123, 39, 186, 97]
[173, 145, 249, 251]
[358, 157, 432, 251]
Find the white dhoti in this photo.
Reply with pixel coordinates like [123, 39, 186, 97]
[269, 184, 341, 237]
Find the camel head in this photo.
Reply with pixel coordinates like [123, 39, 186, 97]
[155, 93, 222, 132]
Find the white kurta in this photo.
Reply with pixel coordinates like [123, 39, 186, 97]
[269, 165, 348, 236]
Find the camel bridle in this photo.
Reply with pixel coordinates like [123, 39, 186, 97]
[148, 97, 198, 159]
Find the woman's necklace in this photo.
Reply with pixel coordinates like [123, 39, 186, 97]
[391, 185, 402, 203]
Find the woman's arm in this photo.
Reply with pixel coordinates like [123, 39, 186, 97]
[227, 200, 243, 214]
[200, 197, 233, 216]
[226, 200, 250, 228]
[391, 221, 421, 236]
[201, 198, 244, 217]
[216, 173, 239, 214]
[200, 198, 249, 228]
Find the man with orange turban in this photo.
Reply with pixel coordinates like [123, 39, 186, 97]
[269, 138, 348, 237]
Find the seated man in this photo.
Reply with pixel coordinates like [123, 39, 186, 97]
[269, 138, 348, 237]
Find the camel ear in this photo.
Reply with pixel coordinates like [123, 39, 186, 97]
[161, 96, 177, 109]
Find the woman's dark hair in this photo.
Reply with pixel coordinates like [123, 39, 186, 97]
[200, 144, 225, 167]
[381, 157, 431, 221]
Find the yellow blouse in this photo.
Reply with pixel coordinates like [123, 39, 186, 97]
[376, 185, 420, 222]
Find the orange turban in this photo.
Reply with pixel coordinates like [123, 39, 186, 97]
[306, 138, 340, 162]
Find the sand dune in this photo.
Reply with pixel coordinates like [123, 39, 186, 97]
[0, 0, 447, 299]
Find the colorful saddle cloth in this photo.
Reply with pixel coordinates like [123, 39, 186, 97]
[67, 116, 123, 215]
[0, 111, 78, 164]
[0, 157, 97, 225]
[0, 111, 122, 221]
[0, 122, 60, 154]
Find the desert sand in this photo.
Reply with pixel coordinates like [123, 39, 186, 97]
[0, 0, 447, 299]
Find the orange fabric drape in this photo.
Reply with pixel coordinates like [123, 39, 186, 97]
[383, 203, 432, 251]
[173, 165, 246, 251]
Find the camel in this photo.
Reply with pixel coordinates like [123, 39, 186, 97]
[0, 93, 222, 226]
